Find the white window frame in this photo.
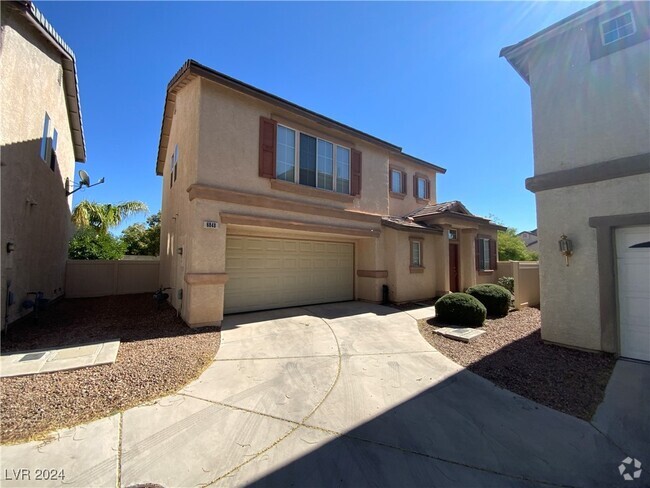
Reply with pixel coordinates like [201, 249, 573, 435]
[40, 113, 51, 162]
[416, 176, 428, 199]
[410, 239, 422, 267]
[479, 237, 491, 271]
[276, 125, 296, 183]
[390, 169, 403, 193]
[276, 123, 351, 195]
[600, 10, 636, 46]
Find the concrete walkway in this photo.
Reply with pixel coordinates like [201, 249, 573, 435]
[0, 302, 642, 487]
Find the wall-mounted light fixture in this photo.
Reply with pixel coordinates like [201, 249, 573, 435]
[6, 242, 15, 253]
[559, 234, 573, 266]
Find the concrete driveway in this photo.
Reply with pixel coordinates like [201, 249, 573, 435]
[0, 302, 644, 487]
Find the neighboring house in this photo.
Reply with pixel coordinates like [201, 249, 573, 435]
[517, 229, 539, 253]
[156, 60, 504, 327]
[501, 1, 650, 361]
[0, 1, 86, 328]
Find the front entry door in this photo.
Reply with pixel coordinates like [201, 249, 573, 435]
[449, 243, 460, 292]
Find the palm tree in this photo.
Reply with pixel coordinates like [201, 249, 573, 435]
[71, 200, 149, 234]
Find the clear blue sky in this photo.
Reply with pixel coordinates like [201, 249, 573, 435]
[38, 1, 591, 233]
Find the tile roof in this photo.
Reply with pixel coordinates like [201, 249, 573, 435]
[381, 217, 443, 234]
[406, 200, 473, 219]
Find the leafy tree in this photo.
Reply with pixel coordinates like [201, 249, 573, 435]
[121, 211, 161, 256]
[68, 227, 126, 260]
[71, 200, 148, 234]
[498, 228, 538, 261]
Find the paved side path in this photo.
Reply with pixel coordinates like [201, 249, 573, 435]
[0, 302, 640, 487]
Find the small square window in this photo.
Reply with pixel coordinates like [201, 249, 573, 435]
[600, 11, 636, 46]
[448, 229, 458, 241]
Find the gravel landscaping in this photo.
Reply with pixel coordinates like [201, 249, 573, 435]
[418, 307, 616, 420]
[1, 294, 220, 445]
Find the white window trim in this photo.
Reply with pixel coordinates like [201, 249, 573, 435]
[479, 238, 491, 271]
[416, 176, 428, 199]
[390, 169, 403, 194]
[599, 10, 636, 46]
[40, 113, 51, 162]
[276, 123, 351, 195]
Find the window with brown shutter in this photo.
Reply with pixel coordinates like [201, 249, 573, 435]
[259, 116, 277, 178]
[351, 149, 362, 196]
[476, 235, 496, 271]
[401, 171, 407, 194]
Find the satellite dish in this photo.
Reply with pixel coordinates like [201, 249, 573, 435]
[78, 170, 90, 187]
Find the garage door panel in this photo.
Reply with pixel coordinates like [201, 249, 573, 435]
[616, 226, 650, 362]
[225, 236, 353, 314]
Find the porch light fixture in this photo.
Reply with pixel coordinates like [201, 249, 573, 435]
[559, 234, 573, 266]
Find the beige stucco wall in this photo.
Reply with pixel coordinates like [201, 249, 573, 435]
[197, 79, 395, 216]
[387, 156, 439, 217]
[159, 76, 201, 322]
[382, 227, 440, 303]
[536, 174, 650, 350]
[0, 8, 78, 326]
[528, 26, 650, 174]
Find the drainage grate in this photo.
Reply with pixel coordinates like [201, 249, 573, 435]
[19, 352, 46, 362]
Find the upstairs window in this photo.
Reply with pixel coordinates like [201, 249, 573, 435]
[336, 146, 350, 194]
[40, 113, 50, 161]
[50, 129, 58, 172]
[274, 123, 351, 195]
[600, 11, 636, 46]
[390, 169, 405, 194]
[276, 125, 296, 182]
[415, 176, 430, 200]
[170, 144, 179, 188]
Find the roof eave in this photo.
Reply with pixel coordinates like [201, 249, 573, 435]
[18, 1, 86, 162]
[156, 59, 446, 175]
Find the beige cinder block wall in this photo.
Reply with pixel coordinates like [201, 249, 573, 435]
[0, 7, 77, 326]
[526, 4, 650, 351]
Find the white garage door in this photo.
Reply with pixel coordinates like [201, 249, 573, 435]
[224, 236, 354, 314]
[616, 226, 650, 361]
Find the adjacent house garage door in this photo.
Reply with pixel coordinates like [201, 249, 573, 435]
[224, 236, 354, 314]
[616, 226, 650, 362]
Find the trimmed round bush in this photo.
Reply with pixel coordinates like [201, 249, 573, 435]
[435, 293, 486, 327]
[466, 284, 512, 318]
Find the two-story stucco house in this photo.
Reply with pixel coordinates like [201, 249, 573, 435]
[156, 60, 503, 327]
[517, 229, 539, 253]
[1, 1, 86, 328]
[501, 1, 650, 361]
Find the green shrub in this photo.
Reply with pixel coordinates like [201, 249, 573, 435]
[435, 293, 486, 327]
[497, 276, 515, 294]
[68, 227, 125, 260]
[466, 284, 512, 318]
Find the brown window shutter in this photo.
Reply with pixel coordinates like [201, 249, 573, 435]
[489, 238, 497, 270]
[413, 174, 418, 197]
[426, 179, 431, 199]
[475, 238, 481, 270]
[259, 116, 277, 178]
[401, 171, 407, 194]
[351, 149, 362, 195]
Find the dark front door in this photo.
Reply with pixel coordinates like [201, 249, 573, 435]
[449, 243, 460, 292]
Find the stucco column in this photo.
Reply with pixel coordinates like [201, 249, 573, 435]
[460, 229, 478, 290]
[437, 226, 451, 295]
